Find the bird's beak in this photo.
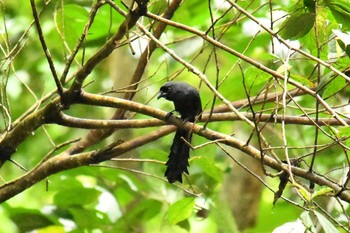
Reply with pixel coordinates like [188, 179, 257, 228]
[157, 91, 166, 99]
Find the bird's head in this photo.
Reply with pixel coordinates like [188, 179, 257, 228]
[157, 82, 174, 100]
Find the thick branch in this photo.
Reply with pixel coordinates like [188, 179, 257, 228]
[58, 112, 164, 128]
[145, 12, 348, 126]
[227, 0, 350, 83]
[57, 110, 350, 130]
[1, 112, 350, 203]
[2, 89, 348, 168]
[0, 125, 175, 202]
[0, 100, 62, 167]
[68, 5, 144, 94]
[66, 0, 183, 154]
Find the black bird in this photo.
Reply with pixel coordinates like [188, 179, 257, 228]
[158, 81, 202, 183]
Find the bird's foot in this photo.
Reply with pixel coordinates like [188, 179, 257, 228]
[165, 110, 175, 121]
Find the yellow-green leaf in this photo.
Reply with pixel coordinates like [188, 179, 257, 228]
[167, 197, 195, 225]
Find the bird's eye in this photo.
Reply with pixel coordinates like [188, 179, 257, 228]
[167, 87, 171, 92]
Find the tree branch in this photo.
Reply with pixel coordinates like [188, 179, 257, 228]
[67, 3, 145, 95]
[30, 0, 64, 98]
[0, 125, 175, 203]
[57, 109, 350, 130]
[145, 12, 348, 126]
[65, 0, 183, 154]
[1, 110, 350, 203]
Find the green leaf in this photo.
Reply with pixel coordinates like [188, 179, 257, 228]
[290, 74, 315, 88]
[304, 0, 315, 12]
[314, 210, 340, 233]
[140, 149, 168, 161]
[69, 207, 109, 229]
[280, 12, 316, 40]
[325, 0, 350, 30]
[167, 197, 195, 224]
[114, 199, 162, 229]
[177, 219, 191, 231]
[55, 4, 89, 49]
[127, 199, 163, 221]
[337, 126, 350, 138]
[53, 187, 101, 207]
[320, 76, 346, 99]
[195, 156, 222, 181]
[8, 208, 54, 232]
[172, 0, 210, 29]
[337, 126, 350, 147]
[86, 4, 124, 46]
[211, 200, 239, 233]
[141, 200, 163, 220]
[244, 67, 272, 95]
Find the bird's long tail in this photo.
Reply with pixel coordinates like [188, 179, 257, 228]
[165, 128, 192, 183]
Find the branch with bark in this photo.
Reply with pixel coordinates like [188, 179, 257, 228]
[1, 89, 350, 203]
[2, 1, 350, 226]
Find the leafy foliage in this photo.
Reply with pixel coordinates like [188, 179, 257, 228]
[1, 0, 350, 232]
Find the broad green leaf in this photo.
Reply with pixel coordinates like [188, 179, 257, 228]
[320, 76, 346, 98]
[336, 126, 350, 147]
[113, 199, 162, 229]
[86, 4, 124, 46]
[53, 187, 101, 207]
[173, 0, 210, 29]
[290, 74, 315, 88]
[55, 4, 89, 49]
[8, 208, 54, 232]
[114, 184, 137, 206]
[211, 200, 239, 233]
[125, 199, 163, 221]
[314, 210, 340, 233]
[177, 219, 191, 231]
[337, 126, 350, 138]
[140, 200, 163, 220]
[195, 156, 222, 181]
[280, 13, 316, 40]
[304, 0, 315, 12]
[244, 67, 271, 95]
[68, 207, 109, 229]
[167, 197, 195, 224]
[140, 148, 166, 158]
[325, 0, 350, 30]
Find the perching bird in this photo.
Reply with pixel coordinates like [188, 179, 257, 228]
[158, 81, 202, 183]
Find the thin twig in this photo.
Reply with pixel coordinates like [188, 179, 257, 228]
[30, 0, 64, 98]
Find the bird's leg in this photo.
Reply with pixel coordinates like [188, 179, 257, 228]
[181, 117, 189, 124]
[181, 117, 197, 134]
[165, 110, 176, 120]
